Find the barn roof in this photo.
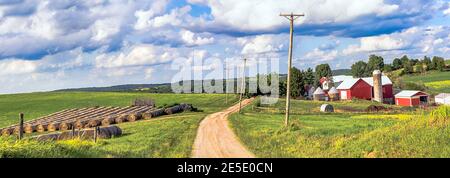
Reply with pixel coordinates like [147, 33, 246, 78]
[362, 76, 392, 86]
[313, 87, 325, 95]
[395, 90, 428, 97]
[328, 87, 339, 94]
[336, 78, 361, 90]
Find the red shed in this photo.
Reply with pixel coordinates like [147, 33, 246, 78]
[395, 90, 429, 106]
[336, 78, 372, 100]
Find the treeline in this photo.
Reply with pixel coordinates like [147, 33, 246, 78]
[351, 55, 448, 77]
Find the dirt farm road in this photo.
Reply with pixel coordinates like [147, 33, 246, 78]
[191, 98, 256, 158]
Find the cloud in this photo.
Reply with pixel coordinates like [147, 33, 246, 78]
[240, 35, 284, 54]
[0, 59, 37, 76]
[180, 29, 214, 46]
[343, 35, 407, 55]
[186, 0, 439, 37]
[94, 44, 180, 68]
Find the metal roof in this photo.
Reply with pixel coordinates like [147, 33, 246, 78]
[395, 90, 428, 97]
[336, 78, 360, 90]
[362, 76, 392, 86]
[328, 87, 339, 94]
[313, 87, 325, 95]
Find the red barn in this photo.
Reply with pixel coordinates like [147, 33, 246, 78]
[362, 76, 394, 103]
[395, 90, 429, 107]
[336, 78, 372, 100]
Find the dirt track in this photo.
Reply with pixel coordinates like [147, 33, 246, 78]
[191, 98, 255, 158]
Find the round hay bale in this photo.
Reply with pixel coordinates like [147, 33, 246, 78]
[36, 124, 46, 132]
[86, 119, 101, 128]
[320, 104, 334, 113]
[47, 122, 60, 132]
[74, 120, 84, 129]
[24, 124, 35, 133]
[115, 115, 127, 124]
[126, 114, 139, 122]
[101, 117, 114, 126]
[2, 128, 12, 136]
[59, 122, 71, 131]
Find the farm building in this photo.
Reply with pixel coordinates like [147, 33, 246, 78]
[334, 73, 393, 103]
[328, 87, 339, 101]
[336, 78, 372, 100]
[319, 77, 332, 91]
[435, 93, 450, 105]
[313, 87, 326, 101]
[395, 90, 429, 107]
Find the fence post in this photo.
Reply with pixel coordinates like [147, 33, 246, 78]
[71, 122, 75, 139]
[18, 113, 24, 140]
[93, 126, 98, 143]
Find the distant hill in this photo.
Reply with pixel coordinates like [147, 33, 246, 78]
[332, 69, 351, 76]
[55, 83, 171, 92]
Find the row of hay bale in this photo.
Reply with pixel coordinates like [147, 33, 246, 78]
[33, 125, 122, 141]
[0, 103, 193, 137]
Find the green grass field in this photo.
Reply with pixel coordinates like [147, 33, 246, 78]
[402, 71, 450, 93]
[230, 98, 450, 158]
[0, 92, 239, 158]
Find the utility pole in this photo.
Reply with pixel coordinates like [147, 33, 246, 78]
[239, 58, 247, 114]
[280, 13, 304, 126]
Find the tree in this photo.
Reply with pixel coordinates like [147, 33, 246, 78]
[383, 64, 393, 72]
[304, 68, 315, 85]
[422, 56, 431, 71]
[351, 61, 369, 78]
[400, 55, 410, 68]
[393, 58, 402, 70]
[290, 67, 305, 98]
[432, 56, 446, 71]
[403, 60, 413, 74]
[367, 55, 384, 72]
[314, 64, 332, 87]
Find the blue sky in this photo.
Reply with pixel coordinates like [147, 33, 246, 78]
[0, 0, 449, 94]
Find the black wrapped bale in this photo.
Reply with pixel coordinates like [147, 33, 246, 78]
[126, 114, 140, 122]
[164, 105, 183, 115]
[34, 125, 122, 141]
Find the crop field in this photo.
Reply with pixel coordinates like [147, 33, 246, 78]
[229, 98, 450, 158]
[0, 92, 239, 158]
[402, 71, 450, 93]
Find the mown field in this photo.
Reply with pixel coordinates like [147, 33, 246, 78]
[402, 71, 450, 93]
[0, 92, 239, 158]
[229, 98, 450, 158]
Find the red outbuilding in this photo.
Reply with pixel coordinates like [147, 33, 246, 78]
[336, 78, 372, 100]
[395, 90, 429, 107]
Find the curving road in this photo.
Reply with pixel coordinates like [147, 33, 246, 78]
[191, 98, 255, 158]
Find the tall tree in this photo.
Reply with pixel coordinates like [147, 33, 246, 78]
[422, 56, 432, 71]
[351, 61, 369, 78]
[367, 55, 384, 72]
[314, 64, 332, 87]
[401, 55, 410, 68]
[304, 68, 315, 85]
[290, 67, 305, 98]
[403, 60, 413, 74]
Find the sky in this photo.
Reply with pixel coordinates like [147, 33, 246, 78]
[0, 0, 449, 94]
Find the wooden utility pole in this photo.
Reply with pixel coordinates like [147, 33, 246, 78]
[280, 13, 304, 126]
[239, 58, 247, 114]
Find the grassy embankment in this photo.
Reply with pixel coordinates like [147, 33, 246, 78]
[0, 92, 239, 158]
[230, 98, 450, 158]
[401, 70, 450, 94]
